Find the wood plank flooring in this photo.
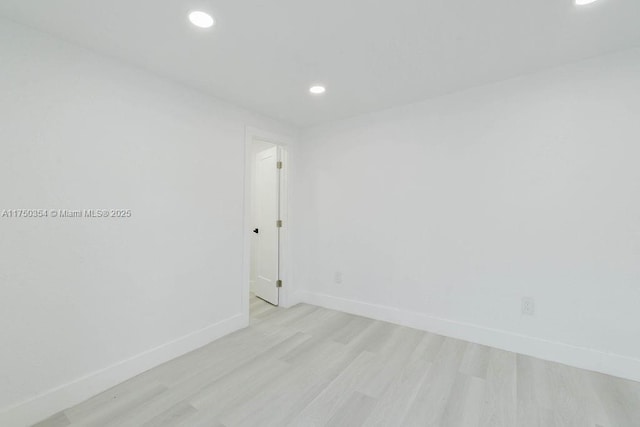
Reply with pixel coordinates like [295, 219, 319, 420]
[34, 295, 640, 426]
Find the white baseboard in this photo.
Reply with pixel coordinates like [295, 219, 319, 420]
[0, 313, 246, 427]
[298, 291, 640, 384]
[280, 291, 304, 308]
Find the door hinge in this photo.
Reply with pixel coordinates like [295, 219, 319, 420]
[276, 280, 283, 288]
[277, 161, 283, 169]
[276, 219, 283, 228]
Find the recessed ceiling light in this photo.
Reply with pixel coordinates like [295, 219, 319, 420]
[189, 11, 215, 28]
[575, 0, 601, 5]
[309, 85, 326, 95]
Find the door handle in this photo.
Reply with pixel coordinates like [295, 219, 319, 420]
[253, 228, 259, 234]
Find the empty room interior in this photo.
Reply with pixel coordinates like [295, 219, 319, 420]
[1, 1, 640, 426]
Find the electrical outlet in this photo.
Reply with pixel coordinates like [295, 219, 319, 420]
[522, 297, 535, 316]
[334, 271, 343, 284]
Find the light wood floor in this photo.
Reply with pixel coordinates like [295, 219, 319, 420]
[35, 295, 640, 426]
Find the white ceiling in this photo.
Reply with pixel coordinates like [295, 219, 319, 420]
[1, 0, 639, 127]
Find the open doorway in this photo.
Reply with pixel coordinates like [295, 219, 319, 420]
[243, 128, 291, 319]
[250, 140, 281, 305]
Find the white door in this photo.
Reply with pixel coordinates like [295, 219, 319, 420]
[254, 146, 280, 305]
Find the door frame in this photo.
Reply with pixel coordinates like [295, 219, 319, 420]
[242, 127, 294, 323]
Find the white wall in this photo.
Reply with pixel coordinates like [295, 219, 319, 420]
[0, 19, 295, 426]
[295, 49, 640, 382]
